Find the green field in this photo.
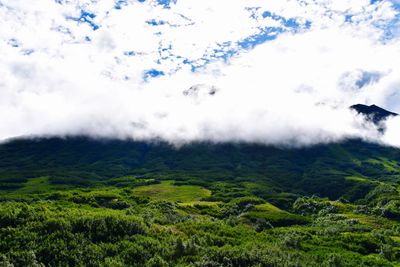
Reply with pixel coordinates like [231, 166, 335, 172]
[252, 203, 285, 213]
[242, 203, 310, 226]
[366, 157, 400, 172]
[133, 180, 211, 203]
[15, 176, 53, 194]
[345, 176, 371, 182]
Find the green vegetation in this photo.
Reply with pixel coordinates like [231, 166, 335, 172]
[242, 203, 309, 227]
[133, 181, 211, 203]
[15, 176, 52, 193]
[1, 137, 400, 266]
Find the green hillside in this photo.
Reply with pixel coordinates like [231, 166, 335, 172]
[1, 137, 400, 266]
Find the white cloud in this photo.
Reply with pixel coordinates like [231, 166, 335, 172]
[0, 0, 399, 146]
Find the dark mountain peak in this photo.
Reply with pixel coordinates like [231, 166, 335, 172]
[350, 104, 397, 124]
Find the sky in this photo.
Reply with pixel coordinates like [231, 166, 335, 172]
[1, 0, 400, 147]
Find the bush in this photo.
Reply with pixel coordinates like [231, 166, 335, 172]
[72, 215, 146, 242]
[293, 196, 336, 216]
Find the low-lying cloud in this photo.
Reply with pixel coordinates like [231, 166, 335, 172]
[1, 0, 400, 147]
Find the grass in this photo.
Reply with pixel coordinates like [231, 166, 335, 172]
[179, 201, 221, 207]
[253, 203, 285, 213]
[344, 213, 396, 229]
[366, 158, 399, 172]
[330, 201, 354, 213]
[345, 176, 370, 183]
[242, 203, 309, 226]
[345, 176, 384, 188]
[133, 180, 211, 203]
[14, 176, 53, 194]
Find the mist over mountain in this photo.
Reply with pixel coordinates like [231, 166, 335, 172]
[351, 104, 398, 124]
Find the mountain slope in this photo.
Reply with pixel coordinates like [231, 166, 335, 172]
[1, 136, 400, 203]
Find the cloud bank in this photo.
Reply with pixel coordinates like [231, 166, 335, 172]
[1, 0, 400, 146]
